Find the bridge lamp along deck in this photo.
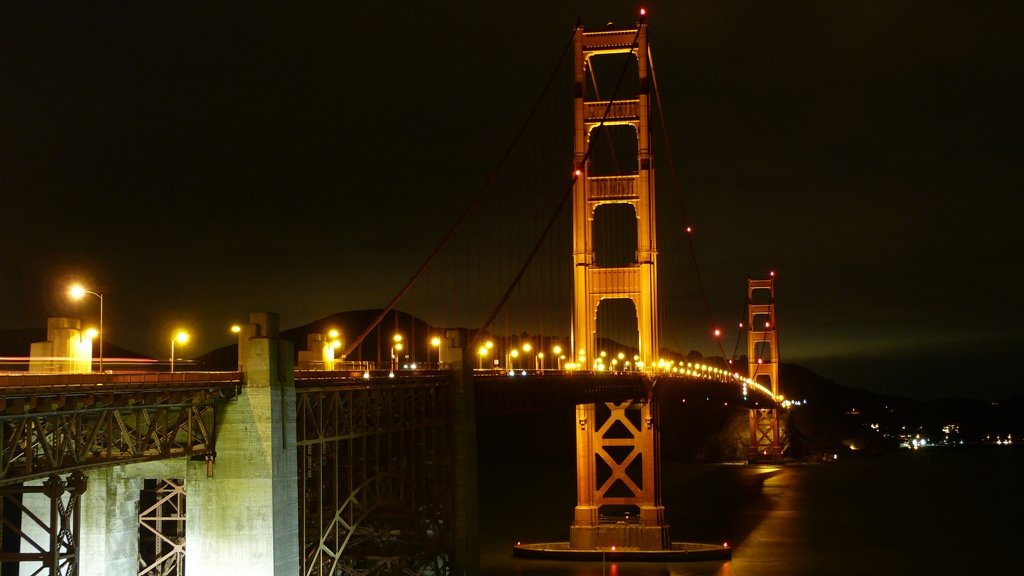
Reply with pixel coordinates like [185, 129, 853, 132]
[431, 336, 442, 367]
[67, 283, 103, 372]
[170, 330, 189, 372]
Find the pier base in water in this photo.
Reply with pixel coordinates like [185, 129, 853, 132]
[512, 541, 731, 561]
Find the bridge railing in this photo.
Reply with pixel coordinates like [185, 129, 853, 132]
[0, 371, 242, 392]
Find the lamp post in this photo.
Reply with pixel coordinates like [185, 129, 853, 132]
[552, 345, 563, 370]
[477, 340, 494, 370]
[170, 330, 189, 373]
[391, 334, 403, 374]
[68, 284, 103, 372]
[327, 329, 342, 370]
[431, 336, 442, 368]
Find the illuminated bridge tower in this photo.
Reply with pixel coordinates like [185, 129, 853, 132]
[747, 277, 783, 461]
[569, 19, 669, 551]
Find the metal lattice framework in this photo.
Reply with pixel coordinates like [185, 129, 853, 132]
[297, 374, 454, 576]
[0, 375, 240, 487]
[589, 401, 654, 505]
[138, 478, 186, 576]
[0, 472, 85, 575]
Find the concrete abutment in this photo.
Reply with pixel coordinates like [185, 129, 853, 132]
[74, 312, 299, 576]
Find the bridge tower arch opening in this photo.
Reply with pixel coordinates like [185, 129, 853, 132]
[594, 298, 640, 363]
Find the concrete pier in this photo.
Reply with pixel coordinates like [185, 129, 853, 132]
[184, 313, 298, 576]
[74, 313, 299, 576]
[80, 468, 143, 576]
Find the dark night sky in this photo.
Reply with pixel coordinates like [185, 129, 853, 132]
[1, 2, 1021, 400]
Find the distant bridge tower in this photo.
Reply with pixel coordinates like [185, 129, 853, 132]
[569, 19, 670, 552]
[747, 277, 783, 461]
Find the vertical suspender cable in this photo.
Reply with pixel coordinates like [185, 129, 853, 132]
[648, 47, 729, 362]
[341, 25, 581, 359]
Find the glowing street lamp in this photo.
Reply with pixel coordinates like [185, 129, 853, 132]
[170, 330, 189, 373]
[391, 334, 403, 373]
[536, 352, 544, 371]
[552, 345, 563, 370]
[68, 283, 103, 372]
[328, 329, 343, 352]
[431, 336, 442, 368]
[323, 329, 343, 370]
[509, 348, 519, 370]
[477, 345, 489, 369]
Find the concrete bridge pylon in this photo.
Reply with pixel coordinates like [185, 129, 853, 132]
[184, 312, 298, 576]
[76, 313, 298, 576]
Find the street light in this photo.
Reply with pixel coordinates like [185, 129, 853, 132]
[170, 330, 189, 373]
[431, 336, 442, 368]
[477, 345, 489, 369]
[536, 352, 544, 371]
[68, 283, 103, 372]
[391, 334, 403, 373]
[553, 345, 563, 370]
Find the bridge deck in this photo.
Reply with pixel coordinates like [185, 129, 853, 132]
[0, 372, 242, 486]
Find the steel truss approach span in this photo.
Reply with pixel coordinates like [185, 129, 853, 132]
[0, 372, 241, 486]
[296, 373, 455, 576]
[0, 473, 85, 574]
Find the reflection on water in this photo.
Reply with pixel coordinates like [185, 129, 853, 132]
[479, 448, 1023, 574]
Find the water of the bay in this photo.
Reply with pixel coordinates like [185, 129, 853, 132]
[478, 447, 1022, 575]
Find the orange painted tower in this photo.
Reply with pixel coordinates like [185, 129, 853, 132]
[747, 277, 783, 461]
[568, 17, 669, 551]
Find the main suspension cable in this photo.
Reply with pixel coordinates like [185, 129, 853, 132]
[472, 24, 645, 349]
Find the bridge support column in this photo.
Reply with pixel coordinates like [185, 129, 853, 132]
[569, 399, 669, 551]
[2, 474, 85, 576]
[79, 468, 142, 576]
[184, 312, 298, 576]
[451, 338, 479, 575]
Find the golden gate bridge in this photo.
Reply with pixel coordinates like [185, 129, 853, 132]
[1, 12, 787, 576]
